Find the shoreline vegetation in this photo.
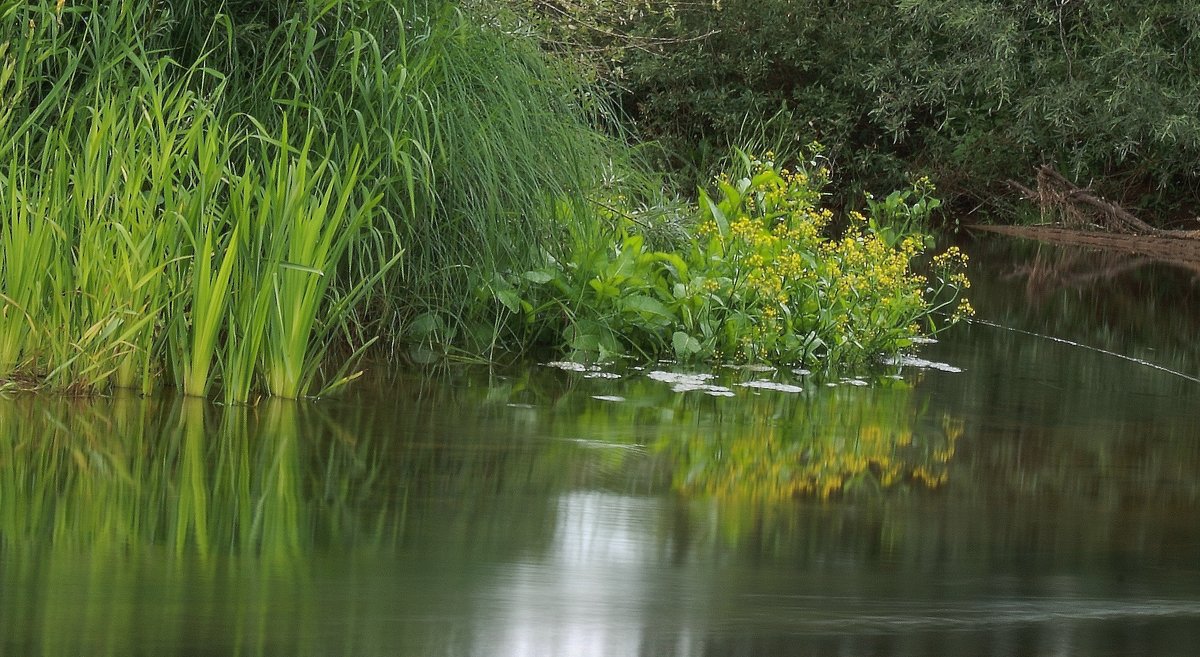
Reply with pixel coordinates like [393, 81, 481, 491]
[0, 0, 969, 401]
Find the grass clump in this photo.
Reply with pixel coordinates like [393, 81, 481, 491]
[0, 0, 633, 397]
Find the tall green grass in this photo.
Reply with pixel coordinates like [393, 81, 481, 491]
[0, 0, 632, 396]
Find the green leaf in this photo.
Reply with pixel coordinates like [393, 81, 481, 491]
[279, 261, 325, 276]
[494, 288, 521, 313]
[750, 169, 783, 189]
[588, 278, 620, 298]
[672, 331, 701, 357]
[407, 312, 444, 339]
[700, 189, 729, 237]
[523, 270, 554, 284]
[622, 294, 673, 319]
[570, 332, 601, 352]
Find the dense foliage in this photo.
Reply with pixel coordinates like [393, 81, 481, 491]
[0, 0, 974, 398]
[505, 1, 1200, 221]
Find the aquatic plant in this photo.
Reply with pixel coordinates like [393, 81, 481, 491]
[509, 149, 973, 369]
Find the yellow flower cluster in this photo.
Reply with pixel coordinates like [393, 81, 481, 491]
[775, 251, 808, 281]
[952, 298, 975, 321]
[669, 148, 970, 367]
[932, 245, 969, 270]
[729, 216, 756, 240]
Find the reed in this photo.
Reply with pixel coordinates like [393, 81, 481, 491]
[0, 0, 635, 395]
[236, 127, 390, 401]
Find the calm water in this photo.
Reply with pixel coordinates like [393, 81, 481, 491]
[3, 236, 1200, 656]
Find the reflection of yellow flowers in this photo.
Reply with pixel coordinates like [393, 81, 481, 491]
[664, 387, 963, 501]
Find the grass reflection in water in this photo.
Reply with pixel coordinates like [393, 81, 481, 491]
[0, 395, 396, 560]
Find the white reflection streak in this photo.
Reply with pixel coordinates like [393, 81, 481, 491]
[476, 492, 697, 657]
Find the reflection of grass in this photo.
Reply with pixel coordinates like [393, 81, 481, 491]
[0, 382, 570, 657]
[0, 395, 396, 560]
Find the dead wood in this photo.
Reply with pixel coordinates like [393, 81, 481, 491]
[1008, 165, 1200, 239]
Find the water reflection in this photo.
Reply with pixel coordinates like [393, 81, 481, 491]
[654, 380, 962, 500]
[4, 269, 1200, 657]
[0, 395, 395, 559]
[477, 364, 966, 501]
[0, 395, 397, 656]
[965, 234, 1200, 378]
[477, 492, 700, 657]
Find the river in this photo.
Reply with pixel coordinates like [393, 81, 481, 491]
[2, 235, 1199, 656]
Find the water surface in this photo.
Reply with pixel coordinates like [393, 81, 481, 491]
[3, 236, 1200, 656]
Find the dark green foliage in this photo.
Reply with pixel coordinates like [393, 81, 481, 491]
[553, 0, 1200, 221]
[878, 0, 1200, 217]
[614, 1, 911, 201]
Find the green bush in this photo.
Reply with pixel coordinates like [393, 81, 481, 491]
[504, 149, 972, 369]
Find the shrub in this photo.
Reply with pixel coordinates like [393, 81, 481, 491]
[496, 0, 1200, 220]
[506, 148, 972, 370]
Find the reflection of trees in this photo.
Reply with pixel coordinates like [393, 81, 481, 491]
[970, 235, 1200, 376]
[918, 237, 1200, 507]
[1006, 248, 1161, 305]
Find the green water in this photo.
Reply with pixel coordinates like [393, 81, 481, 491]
[3, 236, 1200, 656]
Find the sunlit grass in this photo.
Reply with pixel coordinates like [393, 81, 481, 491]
[0, 0, 632, 395]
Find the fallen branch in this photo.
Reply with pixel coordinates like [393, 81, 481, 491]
[1009, 165, 1200, 239]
